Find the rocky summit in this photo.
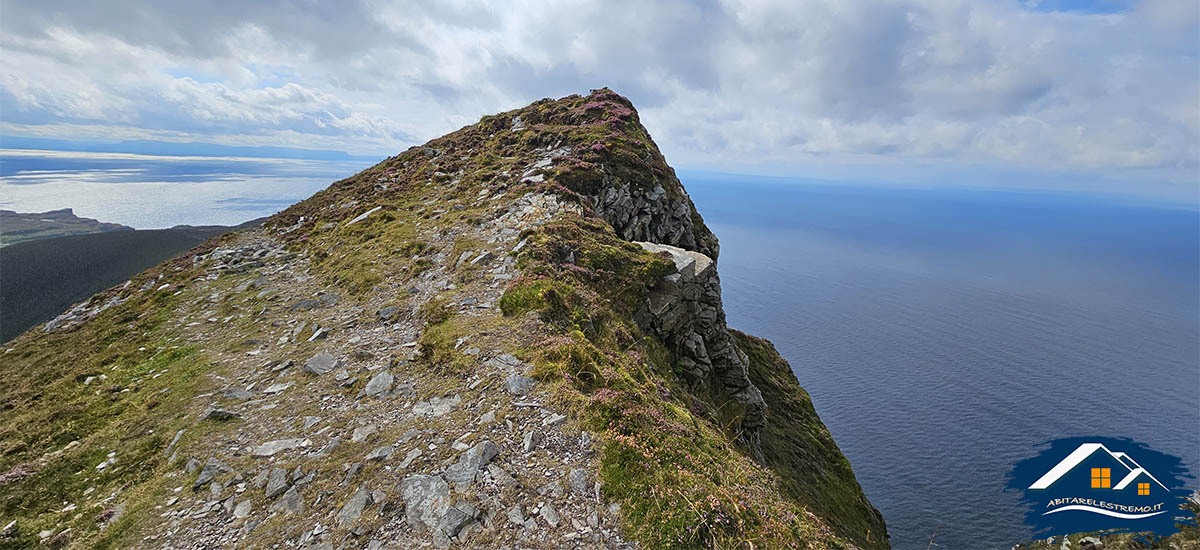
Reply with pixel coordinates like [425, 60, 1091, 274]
[0, 89, 887, 549]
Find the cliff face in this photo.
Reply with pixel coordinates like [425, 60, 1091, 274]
[0, 89, 887, 549]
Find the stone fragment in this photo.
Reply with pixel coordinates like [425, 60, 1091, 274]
[337, 486, 374, 527]
[303, 353, 337, 375]
[351, 425, 378, 443]
[569, 468, 590, 496]
[399, 475, 451, 533]
[444, 440, 499, 483]
[505, 374, 534, 396]
[251, 438, 311, 457]
[359, 371, 394, 398]
[270, 486, 304, 515]
[522, 430, 542, 452]
[365, 445, 394, 462]
[540, 503, 561, 527]
[201, 408, 241, 421]
[233, 500, 252, 519]
[193, 457, 233, 490]
[265, 467, 289, 498]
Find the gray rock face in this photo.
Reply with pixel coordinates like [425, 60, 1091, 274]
[270, 486, 304, 515]
[251, 438, 311, 457]
[351, 425, 378, 443]
[633, 241, 766, 457]
[201, 407, 241, 421]
[193, 457, 233, 490]
[581, 179, 718, 259]
[399, 475, 450, 533]
[265, 467, 289, 498]
[359, 371, 394, 398]
[303, 353, 337, 375]
[376, 305, 399, 322]
[364, 445, 394, 462]
[443, 440, 499, 483]
[439, 505, 473, 538]
[569, 468, 590, 496]
[505, 374, 534, 396]
[336, 486, 374, 527]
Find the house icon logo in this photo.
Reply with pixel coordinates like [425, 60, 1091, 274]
[1007, 436, 1195, 538]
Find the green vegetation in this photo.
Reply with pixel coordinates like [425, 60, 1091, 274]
[0, 257, 225, 549]
[492, 212, 873, 549]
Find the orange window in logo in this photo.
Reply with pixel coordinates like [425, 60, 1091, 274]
[1138, 483, 1150, 495]
[1091, 468, 1111, 488]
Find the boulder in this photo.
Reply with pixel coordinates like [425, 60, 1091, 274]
[303, 353, 337, 375]
[399, 475, 451, 533]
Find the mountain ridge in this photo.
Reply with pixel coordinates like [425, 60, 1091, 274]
[0, 89, 886, 549]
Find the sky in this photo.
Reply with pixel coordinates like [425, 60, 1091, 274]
[1, 0, 1197, 199]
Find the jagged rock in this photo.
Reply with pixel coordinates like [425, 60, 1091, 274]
[262, 382, 291, 394]
[351, 425, 378, 443]
[413, 395, 460, 417]
[376, 305, 398, 322]
[505, 374, 534, 396]
[193, 457, 233, 490]
[439, 505, 473, 537]
[201, 407, 240, 421]
[270, 486, 304, 515]
[399, 475, 451, 533]
[540, 502, 561, 527]
[522, 430, 542, 452]
[233, 500, 252, 519]
[633, 240, 766, 454]
[359, 371, 393, 398]
[569, 468, 590, 496]
[251, 438, 311, 457]
[265, 467, 289, 498]
[444, 440, 499, 483]
[303, 353, 337, 375]
[364, 445, 394, 462]
[398, 448, 422, 469]
[221, 387, 253, 400]
[337, 486, 374, 527]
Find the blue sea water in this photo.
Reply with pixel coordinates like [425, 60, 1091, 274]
[682, 173, 1200, 549]
[3, 150, 1196, 548]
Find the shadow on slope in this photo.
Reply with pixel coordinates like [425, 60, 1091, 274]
[0, 221, 261, 342]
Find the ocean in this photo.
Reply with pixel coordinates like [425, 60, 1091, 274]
[3, 150, 1196, 548]
[682, 172, 1200, 549]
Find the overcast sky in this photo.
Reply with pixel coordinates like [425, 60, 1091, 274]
[1, 0, 1197, 195]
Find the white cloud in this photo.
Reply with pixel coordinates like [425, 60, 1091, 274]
[0, 0, 1196, 188]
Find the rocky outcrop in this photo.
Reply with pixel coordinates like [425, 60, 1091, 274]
[633, 241, 766, 455]
[585, 180, 718, 259]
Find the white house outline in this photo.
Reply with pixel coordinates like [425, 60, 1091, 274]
[1029, 443, 1169, 491]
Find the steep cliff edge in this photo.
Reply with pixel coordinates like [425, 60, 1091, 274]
[0, 89, 886, 549]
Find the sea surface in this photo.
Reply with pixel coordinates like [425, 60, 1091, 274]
[0, 149, 376, 228]
[682, 172, 1200, 549]
[3, 150, 1197, 548]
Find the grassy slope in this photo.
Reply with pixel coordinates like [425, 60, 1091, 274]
[738, 332, 889, 549]
[0, 89, 886, 549]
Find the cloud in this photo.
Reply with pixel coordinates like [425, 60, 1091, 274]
[0, 0, 1196, 187]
